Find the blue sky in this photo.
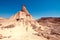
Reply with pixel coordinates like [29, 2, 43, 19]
[0, 0, 60, 19]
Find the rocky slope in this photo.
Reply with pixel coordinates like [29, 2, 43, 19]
[37, 17, 60, 40]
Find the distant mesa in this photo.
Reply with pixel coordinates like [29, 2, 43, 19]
[37, 17, 60, 23]
[0, 17, 7, 22]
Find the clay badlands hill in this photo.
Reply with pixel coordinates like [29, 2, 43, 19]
[0, 5, 60, 40]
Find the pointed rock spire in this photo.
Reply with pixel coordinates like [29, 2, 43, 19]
[21, 5, 28, 13]
[9, 5, 33, 21]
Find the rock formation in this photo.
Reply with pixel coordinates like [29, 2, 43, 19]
[0, 5, 47, 40]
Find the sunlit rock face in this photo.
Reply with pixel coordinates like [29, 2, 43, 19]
[0, 5, 47, 40]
